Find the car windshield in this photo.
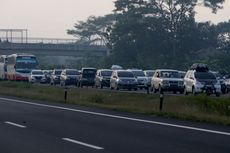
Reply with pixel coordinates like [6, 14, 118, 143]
[131, 71, 145, 77]
[54, 70, 62, 75]
[118, 71, 134, 77]
[160, 71, 179, 78]
[66, 70, 80, 75]
[82, 69, 96, 78]
[145, 71, 155, 77]
[195, 72, 216, 80]
[32, 71, 43, 75]
[101, 71, 112, 76]
[179, 72, 186, 78]
[16, 69, 31, 73]
[16, 56, 38, 69]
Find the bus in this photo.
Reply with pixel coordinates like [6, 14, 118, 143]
[6, 53, 38, 81]
[0, 55, 7, 80]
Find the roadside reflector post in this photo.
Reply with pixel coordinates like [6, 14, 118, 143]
[159, 90, 164, 111]
[64, 87, 68, 102]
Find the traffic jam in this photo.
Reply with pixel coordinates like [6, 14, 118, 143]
[0, 53, 230, 96]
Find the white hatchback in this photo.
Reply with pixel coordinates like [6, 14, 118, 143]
[184, 70, 221, 96]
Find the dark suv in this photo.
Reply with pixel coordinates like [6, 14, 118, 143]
[95, 69, 113, 88]
[110, 70, 138, 90]
[60, 69, 80, 86]
[78, 67, 97, 87]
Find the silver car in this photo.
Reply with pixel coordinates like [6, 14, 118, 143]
[128, 69, 148, 89]
[110, 70, 138, 90]
[144, 70, 155, 87]
[151, 69, 184, 94]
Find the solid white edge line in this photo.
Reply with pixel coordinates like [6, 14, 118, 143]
[0, 97, 230, 136]
[5, 121, 26, 128]
[62, 138, 104, 150]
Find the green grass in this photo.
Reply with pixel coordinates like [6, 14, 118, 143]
[0, 81, 230, 125]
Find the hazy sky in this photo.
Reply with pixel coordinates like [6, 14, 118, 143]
[0, 0, 229, 39]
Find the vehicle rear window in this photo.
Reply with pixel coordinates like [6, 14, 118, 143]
[54, 70, 62, 75]
[83, 70, 96, 74]
[32, 71, 43, 75]
[118, 71, 134, 77]
[131, 71, 145, 77]
[195, 72, 216, 80]
[160, 71, 179, 78]
[145, 71, 155, 77]
[66, 70, 80, 75]
[101, 71, 112, 76]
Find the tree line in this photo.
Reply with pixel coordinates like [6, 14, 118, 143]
[67, 0, 230, 72]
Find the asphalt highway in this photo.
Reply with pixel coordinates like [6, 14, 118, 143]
[0, 96, 229, 153]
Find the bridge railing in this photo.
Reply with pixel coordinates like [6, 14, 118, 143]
[0, 37, 105, 46]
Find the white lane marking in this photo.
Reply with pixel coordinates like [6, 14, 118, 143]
[5, 121, 26, 128]
[62, 138, 104, 150]
[0, 97, 230, 136]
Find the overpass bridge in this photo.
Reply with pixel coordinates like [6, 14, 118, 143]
[0, 37, 108, 57]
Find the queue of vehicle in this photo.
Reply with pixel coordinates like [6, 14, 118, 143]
[0, 54, 229, 96]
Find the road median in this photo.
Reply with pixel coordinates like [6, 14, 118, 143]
[0, 81, 229, 125]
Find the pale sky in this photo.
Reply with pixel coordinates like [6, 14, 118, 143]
[0, 0, 229, 39]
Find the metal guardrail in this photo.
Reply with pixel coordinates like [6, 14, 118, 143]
[0, 37, 105, 46]
[0, 42, 107, 51]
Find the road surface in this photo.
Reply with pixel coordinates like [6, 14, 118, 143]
[0, 96, 229, 153]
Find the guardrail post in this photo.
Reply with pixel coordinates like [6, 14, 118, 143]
[159, 90, 164, 111]
[64, 87, 68, 102]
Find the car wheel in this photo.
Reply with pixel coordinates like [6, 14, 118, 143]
[153, 86, 157, 93]
[115, 84, 119, 90]
[100, 83, 103, 89]
[192, 86, 197, 95]
[110, 84, 114, 90]
[150, 86, 153, 92]
[184, 86, 188, 95]
[159, 85, 163, 94]
[216, 93, 220, 97]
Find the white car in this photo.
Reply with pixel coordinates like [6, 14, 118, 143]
[29, 70, 46, 83]
[128, 69, 148, 89]
[183, 64, 221, 96]
[151, 69, 184, 94]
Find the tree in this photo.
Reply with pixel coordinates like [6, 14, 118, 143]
[67, 14, 116, 45]
[216, 20, 230, 51]
[108, 0, 225, 68]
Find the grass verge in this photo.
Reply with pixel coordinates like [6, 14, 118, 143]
[0, 81, 230, 125]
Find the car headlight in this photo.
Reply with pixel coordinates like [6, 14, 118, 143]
[118, 79, 123, 83]
[195, 81, 204, 86]
[178, 81, 184, 86]
[100, 77, 104, 81]
[162, 80, 169, 85]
